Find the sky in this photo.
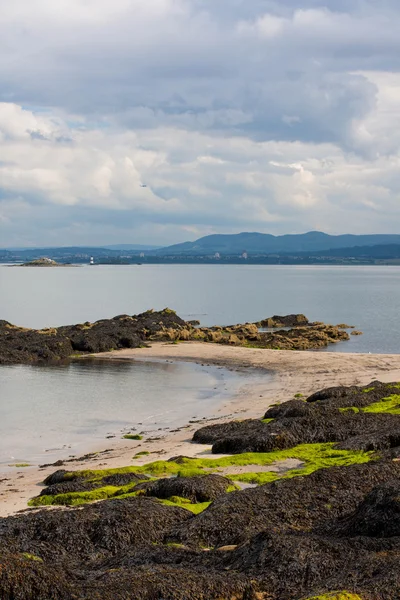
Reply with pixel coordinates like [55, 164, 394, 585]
[1, 0, 400, 247]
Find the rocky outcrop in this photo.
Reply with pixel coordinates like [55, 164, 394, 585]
[19, 258, 69, 267]
[0, 309, 187, 364]
[136, 474, 235, 503]
[0, 310, 356, 364]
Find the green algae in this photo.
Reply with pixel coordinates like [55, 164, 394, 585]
[28, 483, 146, 507]
[228, 445, 373, 486]
[159, 497, 211, 514]
[340, 394, 400, 415]
[235, 471, 279, 485]
[302, 593, 362, 600]
[56, 444, 374, 486]
[362, 394, 400, 414]
[21, 553, 43, 563]
[9, 463, 31, 468]
[31, 440, 375, 508]
[123, 434, 143, 440]
[134, 451, 150, 457]
[261, 418, 274, 424]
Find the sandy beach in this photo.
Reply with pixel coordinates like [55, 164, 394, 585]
[2, 341, 400, 517]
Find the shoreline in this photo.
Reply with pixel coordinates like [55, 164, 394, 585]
[2, 342, 400, 517]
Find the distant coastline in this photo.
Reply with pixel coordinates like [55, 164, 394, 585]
[3, 230, 400, 265]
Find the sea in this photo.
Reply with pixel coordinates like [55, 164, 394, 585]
[1, 263, 400, 467]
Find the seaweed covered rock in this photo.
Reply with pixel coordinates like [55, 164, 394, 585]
[256, 324, 350, 350]
[306, 380, 400, 410]
[58, 309, 188, 353]
[264, 399, 314, 419]
[193, 381, 400, 454]
[257, 314, 309, 328]
[170, 460, 400, 547]
[0, 552, 74, 600]
[0, 323, 73, 365]
[78, 564, 258, 600]
[194, 411, 400, 454]
[0, 309, 189, 364]
[0, 497, 191, 563]
[43, 469, 77, 485]
[330, 481, 400, 538]
[226, 531, 400, 600]
[137, 474, 235, 503]
[41, 470, 148, 497]
[192, 419, 261, 445]
[39, 479, 99, 497]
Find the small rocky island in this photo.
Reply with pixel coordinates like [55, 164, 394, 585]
[1, 380, 399, 599]
[19, 257, 72, 267]
[0, 309, 358, 364]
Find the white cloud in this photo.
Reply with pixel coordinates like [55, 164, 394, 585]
[1, 1, 400, 244]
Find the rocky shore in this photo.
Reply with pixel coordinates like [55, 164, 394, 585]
[0, 309, 355, 364]
[1, 379, 400, 599]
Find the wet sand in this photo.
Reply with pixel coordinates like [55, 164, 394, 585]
[2, 342, 400, 517]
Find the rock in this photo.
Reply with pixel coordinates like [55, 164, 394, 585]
[136, 474, 235, 503]
[19, 258, 66, 267]
[0, 309, 188, 365]
[257, 314, 309, 328]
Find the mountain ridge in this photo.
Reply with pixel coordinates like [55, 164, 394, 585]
[154, 231, 400, 255]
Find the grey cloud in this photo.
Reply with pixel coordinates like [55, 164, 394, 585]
[0, 0, 397, 151]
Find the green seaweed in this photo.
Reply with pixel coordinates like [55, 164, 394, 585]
[21, 553, 43, 563]
[123, 434, 143, 440]
[261, 418, 274, 424]
[32, 443, 374, 507]
[362, 394, 400, 414]
[340, 394, 400, 415]
[302, 593, 362, 600]
[61, 444, 374, 484]
[9, 463, 31, 468]
[159, 497, 211, 514]
[234, 471, 279, 485]
[29, 483, 146, 507]
[134, 451, 150, 457]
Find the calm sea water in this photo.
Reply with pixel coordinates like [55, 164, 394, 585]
[1, 264, 399, 466]
[0, 359, 246, 468]
[1, 264, 399, 353]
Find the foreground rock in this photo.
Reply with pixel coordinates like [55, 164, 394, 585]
[0, 310, 355, 364]
[0, 309, 187, 364]
[2, 380, 399, 599]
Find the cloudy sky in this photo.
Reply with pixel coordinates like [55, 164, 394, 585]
[1, 0, 400, 247]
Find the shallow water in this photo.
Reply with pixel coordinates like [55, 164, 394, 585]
[0, 359, 250, 469]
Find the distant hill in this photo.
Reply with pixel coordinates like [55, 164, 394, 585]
[155, 232, 400, 256]
[103, 244, 162, 251]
